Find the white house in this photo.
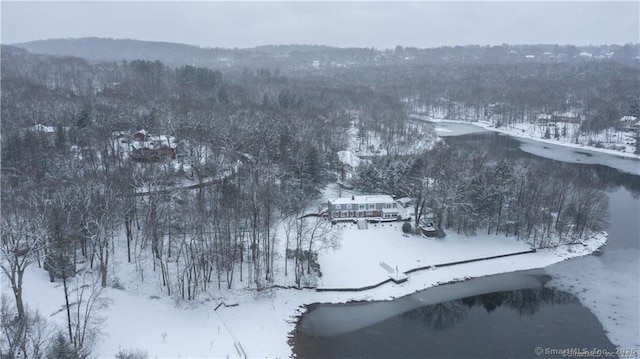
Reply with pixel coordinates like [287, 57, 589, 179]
[328, 195, 400, 222]
[620, 116, 639, 130]
[551, 111, 582, 123]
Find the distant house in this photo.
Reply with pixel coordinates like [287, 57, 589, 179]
[133, 129, 147, 141]
[395, 197, 413, 208]
[328, 195, 400, 222]
[131, 146, 176, 162]
[130, 130, 178, 162]
[551, 111, 582, 123]
[620, 116, 639, 131]
[537, 114, 553, 124]
[27, 124, 56, 133]
[345, 110, 362, 122]
[336, 150, 362, 181]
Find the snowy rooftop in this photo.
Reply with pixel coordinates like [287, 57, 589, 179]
[28, 124, 56, 133]
[552, 111, 580, 118]
[330, 195, 395, 205]
[620, 115, 638, 122]
[337, 150, 361, 168]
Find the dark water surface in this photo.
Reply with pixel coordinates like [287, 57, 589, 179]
[292, 130, 639, 358]
[293, 283, 615, 359]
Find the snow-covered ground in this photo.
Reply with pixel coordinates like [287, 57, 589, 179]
[318, 224, 533, 289]
[15, 217, 608, 358]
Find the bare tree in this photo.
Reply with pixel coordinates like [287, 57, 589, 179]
[52, 270, 109, 357]
[0, 193, 46, 319]
[1, 295, 53, 359]
[82, 183, 120, 287]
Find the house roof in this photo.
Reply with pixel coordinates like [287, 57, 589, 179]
[552, 111, 580, 118]
[620, 115, 638, 122]
[337, 150, 361, 168]
[132, 133, 178, 150]
[28, 124, 56, 133]
[330, 195, 395, 205]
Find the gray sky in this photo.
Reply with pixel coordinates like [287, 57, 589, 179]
[1, 1, 638, 49]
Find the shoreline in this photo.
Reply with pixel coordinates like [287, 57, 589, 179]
[275, 231, 608, 357]
[418, 115, 640, 160]
[291, 231, 607, 303]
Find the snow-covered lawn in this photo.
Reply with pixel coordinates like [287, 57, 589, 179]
[15, 221, 609, 358]
[318, 223, 533, 289]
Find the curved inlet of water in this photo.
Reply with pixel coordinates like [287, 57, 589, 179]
[298, 269, 551, 337]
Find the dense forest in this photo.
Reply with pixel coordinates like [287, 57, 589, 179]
[1, 40, 637, 357]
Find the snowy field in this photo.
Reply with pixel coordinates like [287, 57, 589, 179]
[318, 223, 533, 289]
[15, 220, 608, 358]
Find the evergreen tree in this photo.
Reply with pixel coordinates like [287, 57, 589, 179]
[55, 124, 68, 153]
[76, 107, 91, 129]
[46, 333, 82, 359]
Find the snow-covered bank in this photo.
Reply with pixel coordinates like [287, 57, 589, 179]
[15, 225, 608, 358]
[204, 228, 609, 358]
[419, 116, 640, 176]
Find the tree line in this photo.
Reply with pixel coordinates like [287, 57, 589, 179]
[354, 141, 608, 245]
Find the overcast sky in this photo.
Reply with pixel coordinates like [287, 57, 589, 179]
[1, 1, 638, 49]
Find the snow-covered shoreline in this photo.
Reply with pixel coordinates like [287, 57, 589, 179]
[417, 116, 640, 176]
[243, 230, 609, 358]
[421, 115, 640, 160]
